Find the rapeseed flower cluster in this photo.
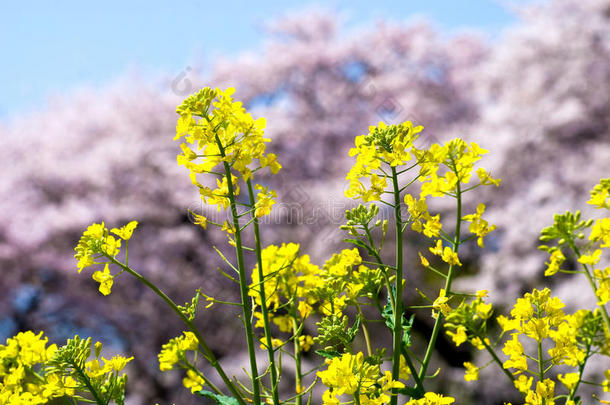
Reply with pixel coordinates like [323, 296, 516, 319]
[495, 289, 609, 404]
[317, 352, 404, 405]
[428, 240, 461, 268]
[591, 218, 610, 248]
[63, 89, 610, 405]
[540, 181, 610, 335]
[249, 244, 381, 346]
[50, 336, 132, 405]
[310, 248, 381, 316]
[498, 289, 579, 368]
[594, 267, 610, 305]
[157, 331, 199, 371]
[0, 331, 71, 404]
[544, 248, 566, 277]
[157, 332, 206, 393]
[249, 243, 318, 347]
[1, 332, 132, 404]
[445, 282, 609, 403]
[405, 392, 455, 404]
[415, 139, 498, 198]
[444, 295, 493, 353]
[462, 203, 497, 248]
[74, 221, 138, 295]
[342, 121, 502, 403]
[345, 121, 422, 201]
[588, 179, 610, 210]
[404, 194, 441, 238]
[174, 87, 280, 213]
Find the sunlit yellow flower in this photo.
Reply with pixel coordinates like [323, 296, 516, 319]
[92, 264, 114, 295]
[110, 221, 138, 240]
[463, 362, 479, 382]
[183, 369, 205, 393]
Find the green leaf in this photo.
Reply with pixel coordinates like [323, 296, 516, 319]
[401, 314, 415, 349]
[196, 390, 241, 405]
[315, 349, 342, 359]
[382, 285, 397, 330]
[383, 288, 414, 349]
[382, 304, 393, 330]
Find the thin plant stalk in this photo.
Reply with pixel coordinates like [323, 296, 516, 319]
[390, 165, 404, 405]
[247, 178, 280, 405]
[418, 178, 462, 382]
[569, 242, 610, 332]
[291, 306, 304, 405]
[568, 344, 591, 402]
[107, 257, 243, 405]
[480, 337, 515, 383]
[217, 136, 261, 404]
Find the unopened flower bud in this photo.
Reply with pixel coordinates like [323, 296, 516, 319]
[94, 341, 103, 358]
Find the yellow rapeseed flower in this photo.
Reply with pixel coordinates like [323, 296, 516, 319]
[463, 362, 479, 382]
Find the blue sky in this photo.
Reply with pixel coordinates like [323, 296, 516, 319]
[0, 0, 532, 120]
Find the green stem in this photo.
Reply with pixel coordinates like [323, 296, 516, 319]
[400, 347, 425, 397]
[537, 304, 545, 383]
[570, 243, 610, 333]
[291, 306, 303, 405]
[354, 302, 374, 357]
[390, 166, 404, 405]
[364, 227, 395, 312]
[247, 179, 280, 405]
[361, 260, 395, 269]
[107, 257, 237, 402]
[217, 136, 261, 405]
[70, 360, 105, 405]
[418, 180, 462, 382]
[568, 343, 590, 402]
[362, 226, 379, 256]
[416, 272, 450, 380]
[537, 340, 544, 382]
[481, 336, 514, 382]
[354, 389, 362, 405]
[582, 270, 610, 331]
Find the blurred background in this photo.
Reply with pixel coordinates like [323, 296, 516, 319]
[1, 0, 609, 403]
